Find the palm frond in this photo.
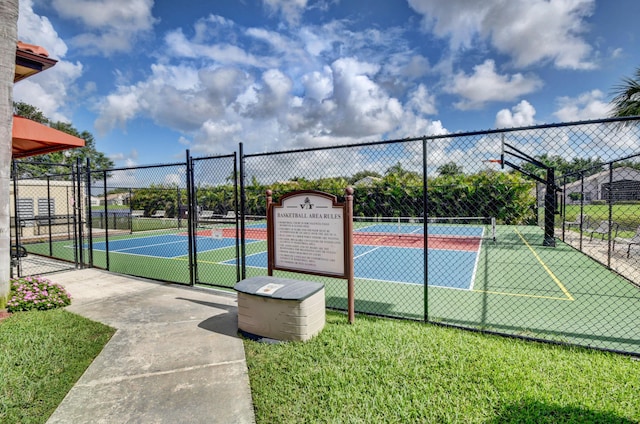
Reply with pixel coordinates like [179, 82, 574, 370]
[610, 68, 640, 118]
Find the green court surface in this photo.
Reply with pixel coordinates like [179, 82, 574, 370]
[22, 224, 640, 355]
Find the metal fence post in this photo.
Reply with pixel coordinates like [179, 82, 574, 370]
[233, 152, 240, 282]
[607, 163, 614, 268]
[422, 136, 429, 323]
[11, 159, 22, 277]
[186, 149, 195, 286]
[103, 170, 109, 271]
[46, 175, 53, 256]
[239, 142, 246, 280]
[86, 158, 93, 267]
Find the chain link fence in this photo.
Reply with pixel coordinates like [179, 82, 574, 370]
[10, 117, 640, 356]
[241, 118, 640, 355]
[10, 161, 84, 276]
[86, 162, 192, 283]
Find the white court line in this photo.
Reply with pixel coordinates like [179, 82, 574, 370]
[354, 246, 382, 259]
[109, 239, 186, 253]
[467, 226, 485, 290]
[468, 245, 482, 291]
[355, 275, 475, 290]
[355, 224, 378, 232]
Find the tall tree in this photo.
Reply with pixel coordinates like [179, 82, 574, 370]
[519, 154, 603, 183]
[437, 162, 464, 176]
[13, 103, 115, 179]
[14, 101, 48, 123]
[385, 162, 421, 180]
[0, 0, 19, 305]
[610, 66, 640, 117]
[348, 170, 382, 185]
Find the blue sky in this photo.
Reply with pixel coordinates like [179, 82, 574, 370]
[14, 0, 640, 168]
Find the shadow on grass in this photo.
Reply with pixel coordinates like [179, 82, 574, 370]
[488, 399, 636, 423]
[327, 296, 403, 318]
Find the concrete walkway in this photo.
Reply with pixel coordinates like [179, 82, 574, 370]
[45, 268, 255, 424]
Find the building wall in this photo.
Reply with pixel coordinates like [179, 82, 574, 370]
[562, 167, 640, 204]
[10, 179, 82, 239]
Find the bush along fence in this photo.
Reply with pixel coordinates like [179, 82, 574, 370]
[10, 116, 640, 356]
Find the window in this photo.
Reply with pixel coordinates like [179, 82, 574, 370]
[17, 198, 34, 226]
[38, 198, 55, 216]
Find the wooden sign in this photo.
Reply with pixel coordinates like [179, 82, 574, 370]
[267, 188, 355, 323]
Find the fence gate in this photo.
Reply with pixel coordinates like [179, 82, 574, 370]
[191, 153, 240, 289]
[10, 160, 86, 277]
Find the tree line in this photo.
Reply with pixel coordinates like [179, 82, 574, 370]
[12, 102, 114, 179]
[129, 165, 536, 225]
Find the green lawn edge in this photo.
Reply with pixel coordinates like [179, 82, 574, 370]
[0, 309, 115, 424]
[244, 311, 640, 423]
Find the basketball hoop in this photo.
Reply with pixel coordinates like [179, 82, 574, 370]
[485, 159, 503, 165]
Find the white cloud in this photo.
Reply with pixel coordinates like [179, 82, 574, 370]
[611, 48, 623, 59]
[399, 54, 431, 80]
[164, 174, 182, 186]
[50, 0, 157, 55]
[108, 149, 138, 163]
[553, 90, 612, 122]
[94, 88, 142, 135]
[447, 60, 543, 110]
[165, 27, 272, 68]
[301, 68, 333, 101]
[93, 13, 452, 156]
[407, 0, 596, 69]
[495, 100, 537, 128]
[96, 64, 251, 136]
[15, 0, 84, 122]
[193, 120, 244, 153]
[329, 57, 403, 137]
[18, 0, 68, 58]
[407, 84, 437, 116]
[262, 0, 309, 26]
[299, 24, 338, 56]
[386, 114, 448, 143]
[241, 69, 294, 118]
[149, 64, 200, 91]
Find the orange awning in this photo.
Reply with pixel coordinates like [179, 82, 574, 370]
[12, 115, 85, 159]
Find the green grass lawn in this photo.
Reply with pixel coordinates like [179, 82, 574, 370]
[0, 310, 114, 424]
[245, 312, 640, 423]
[563, 204, 640, 234]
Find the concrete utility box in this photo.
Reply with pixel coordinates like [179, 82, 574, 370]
[234, 276, 325, 342]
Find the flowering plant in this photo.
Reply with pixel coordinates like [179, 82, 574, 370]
[7, 276, 72, 313]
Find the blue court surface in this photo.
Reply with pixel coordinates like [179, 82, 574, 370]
[227, 244, 480, 289]
[93, 227, 483, 289]
[91, 234, 243, 258]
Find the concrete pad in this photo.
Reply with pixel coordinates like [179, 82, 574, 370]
[45, 269, 255, 424]
[47, 362, 251, 424]
[76, 321, 246, 379]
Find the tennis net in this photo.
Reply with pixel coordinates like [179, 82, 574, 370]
[353, 216, 496, 244]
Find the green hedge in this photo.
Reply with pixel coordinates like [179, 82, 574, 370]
[129, 171, 536, 225]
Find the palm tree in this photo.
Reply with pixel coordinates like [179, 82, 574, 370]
[610, 66, 640, 117]
[0, 0, 19, 304]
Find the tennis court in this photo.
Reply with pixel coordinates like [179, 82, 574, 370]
[24, 217, 640, 354]
[88, 218, 489, 290]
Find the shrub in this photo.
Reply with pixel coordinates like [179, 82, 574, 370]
[7, 276, 72, 313]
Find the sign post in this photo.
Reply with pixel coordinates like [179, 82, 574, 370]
[267, 188, 355, 323]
